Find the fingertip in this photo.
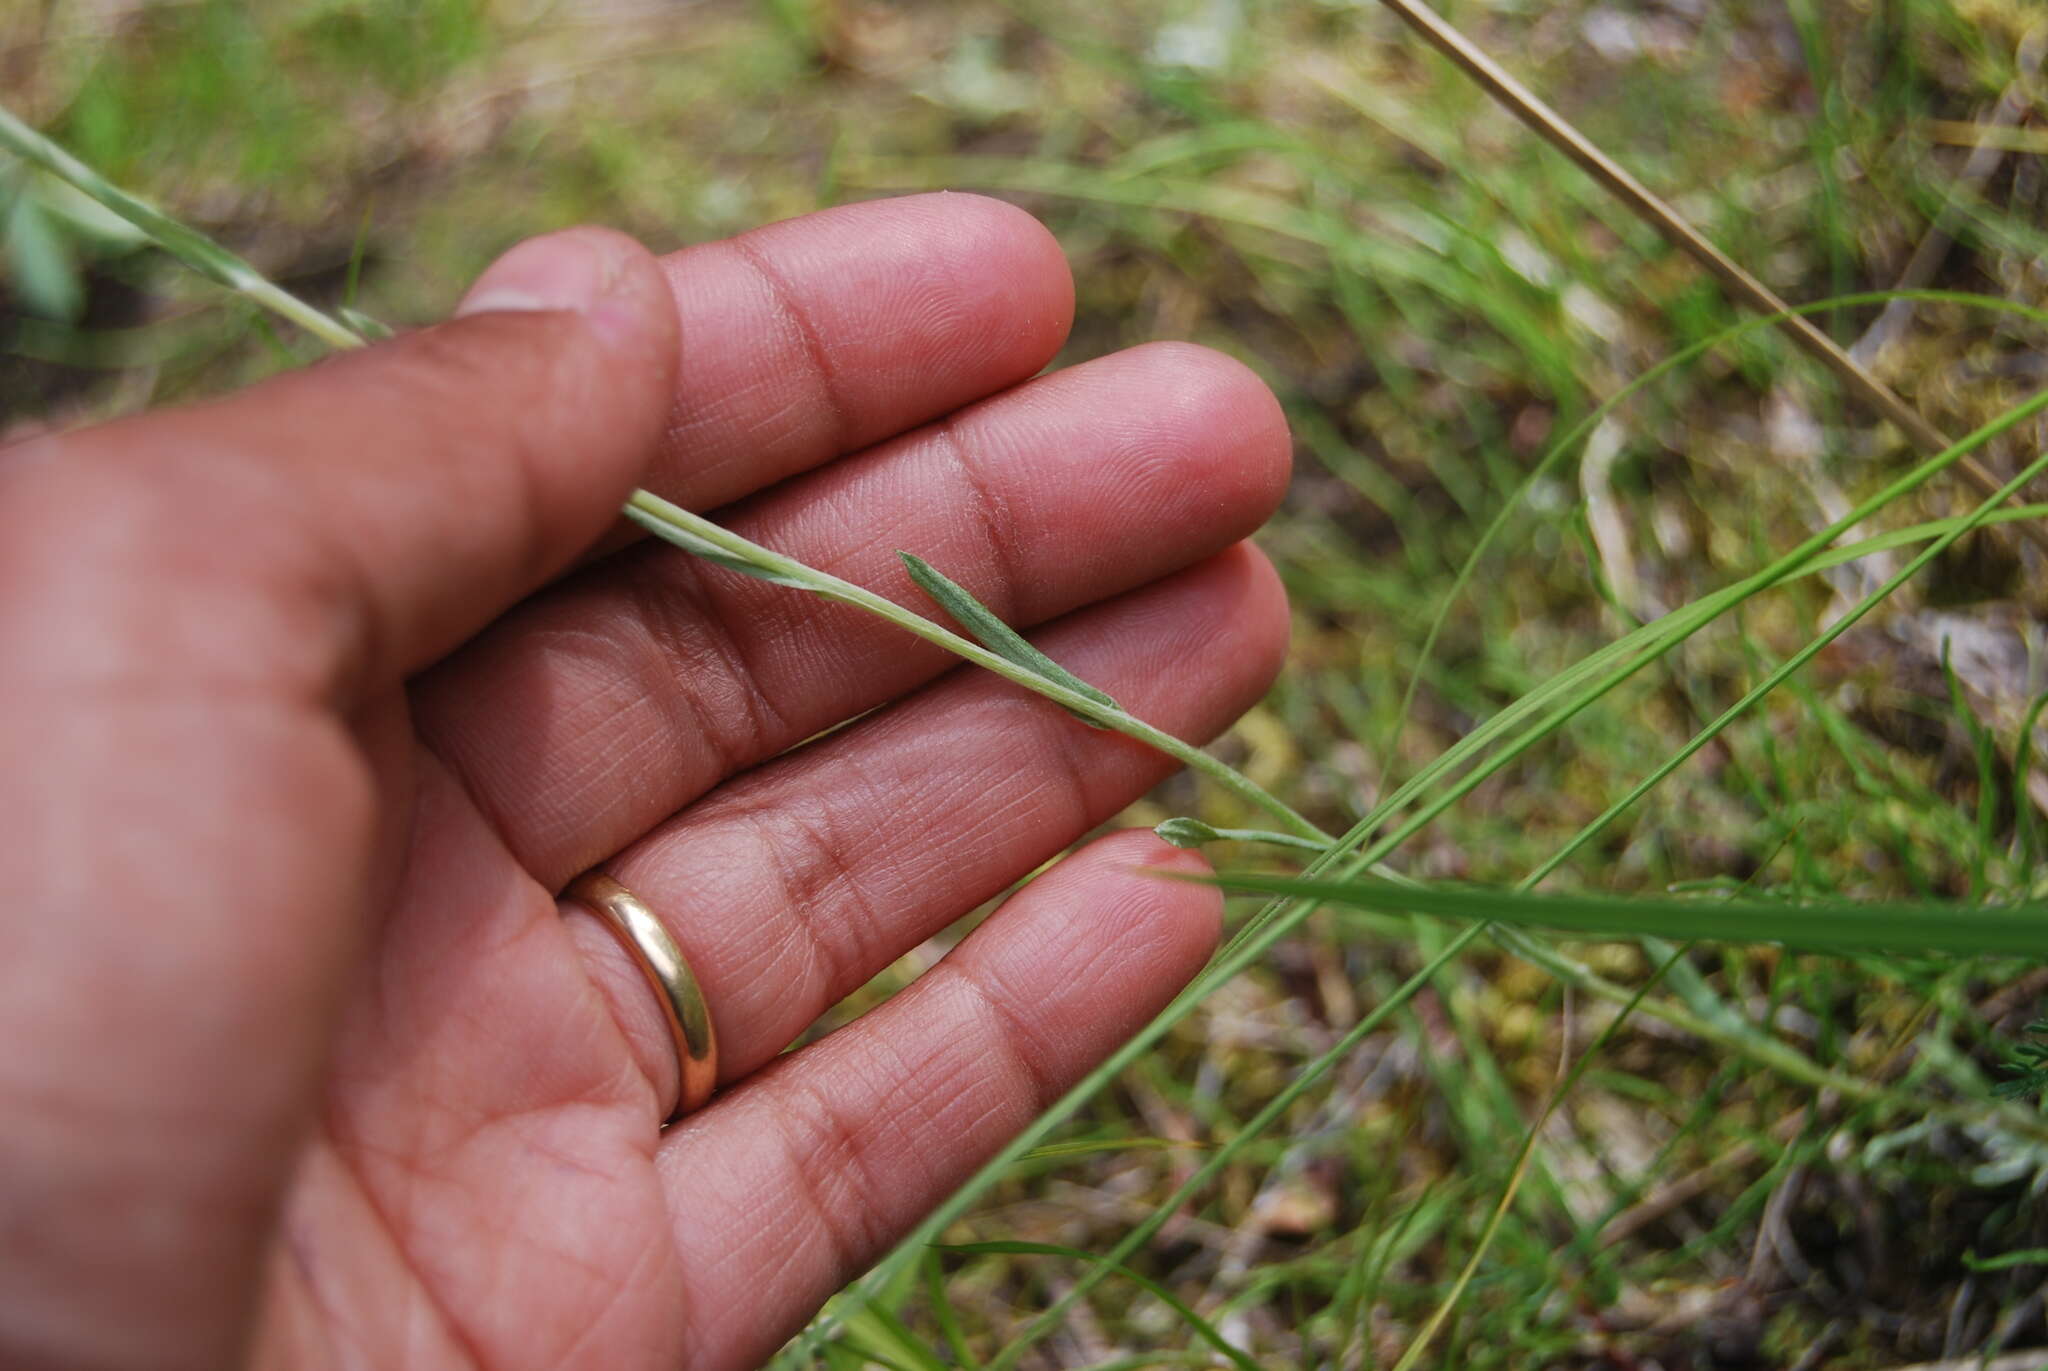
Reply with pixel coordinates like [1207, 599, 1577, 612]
[438, 225, 680, 529]
[1125, 542, 1290, 738]
[1099, 827, 1226, 955]
[869, 193, 1074, 398]
[920, 191, 1076, 358]
[1038, 343, 1292, 545]
[1017, 829, 1224, 1001]
[1119, 342, 1292, 506]
[646, 193, 1074, 501]
[1217, 539, 1293, 697]
[457, 227, 676, 358]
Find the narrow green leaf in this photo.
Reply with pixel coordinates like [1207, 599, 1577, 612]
[336, 306, 394, 341]
[922, 1250, 980, 1370]
[27, 172, 150, 248]
[0, 102, 365, 350]
[4, 192, 84, 321]
[1961, 1247, 2048, 1272]
[899, 551, 1122, 724]
[938, 1241, 1260, 1371]
[1156, 817, 1329, 853]
[824, 1336, 912, 1371]
[837, 1303, 947, 1371]
[1203, 874, 2048, 958]
[1022, 1136, 1208, 1160]
[622, 501, 815, 591]
[1155, 817, 1222, 847]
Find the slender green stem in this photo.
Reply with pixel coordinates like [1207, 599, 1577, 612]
[1385, 289, 2048, 777]
[1371, 0, 2036, 519]
[622, 491, 1330, 844]
[2, 100, 1324, 850]
[1391, 953, 1682, 1371]
[1526, 448, 2048, 889]
[0, 104, 367, 352]
[982, 927, 1484, 1371]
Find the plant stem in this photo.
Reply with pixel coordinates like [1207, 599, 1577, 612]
[0, 101, 1318, 845]
[622, 490, 1330, 845]
[1370, 0, 2040, 538]
[0, 104, 367, 352]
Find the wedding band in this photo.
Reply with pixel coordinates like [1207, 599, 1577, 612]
[563, 872, 719, 1122]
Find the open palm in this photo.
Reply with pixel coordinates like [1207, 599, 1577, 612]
[0, 196, 1291, 1371]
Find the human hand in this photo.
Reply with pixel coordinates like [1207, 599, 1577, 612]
[0, 194, 1291, 1371]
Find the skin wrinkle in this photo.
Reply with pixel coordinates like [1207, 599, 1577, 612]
[428, 622, 652, 874]
[725, 234, 857, 457]
[703, 803, 835, 1020]
[721, 895, 834, 1041]
[1010, 896, 1183, 1056]
[673, 1167, 819, 1365]
[630, 724, 1069, 1063]
[686, 942, 1089, 1355]
[465, 1173, 622, 1294]
[940, 965, 1067, 1110]
[543, 1231, 666, 1371]
[930, 411, 1025, 618]
[623, 558, 786, 788]
[757, 1076, 886, 1280]
[735, 792, 899, 1003]
[809, 1021, 1006, 1212]
[654, 195, 1064, 498]
[327, 1128, 572, 1369]
[309, 1141, 490, 1371]
[655, 199, 1044, 492]
[569, 605, 723, 797]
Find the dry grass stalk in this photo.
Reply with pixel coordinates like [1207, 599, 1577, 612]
[1374, 0, 2045, 550]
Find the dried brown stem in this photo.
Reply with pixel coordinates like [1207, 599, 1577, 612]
[1375, 0, 2043, 547]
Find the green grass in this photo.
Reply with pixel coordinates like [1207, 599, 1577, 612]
[8, 1, 2048, 1366]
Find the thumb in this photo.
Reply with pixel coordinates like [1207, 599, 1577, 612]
[2, 226, 679, 703]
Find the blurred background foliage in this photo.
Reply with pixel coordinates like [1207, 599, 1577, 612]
[7, 1, 2048, 1366]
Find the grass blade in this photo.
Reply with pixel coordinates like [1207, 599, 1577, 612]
[1369, 0, 2034, 533]
[0, 102, 366, 351]
[1203, 875, 2048, 958]
[900, 551, 1122, 723]
[1384, 289, 2048, 772]
[922, 1250, 980, 1370]
[1520, 447, 2048, 889]
[1154, 817, 1330, 854]
[950, 1243, 1260, 1369]
[1390, 950, 1683, 1371]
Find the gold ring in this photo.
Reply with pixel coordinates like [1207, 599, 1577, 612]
[563, 872, 718, 1122]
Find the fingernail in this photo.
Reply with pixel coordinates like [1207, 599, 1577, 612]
[455, 230, 630, 319]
